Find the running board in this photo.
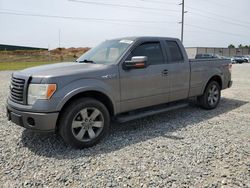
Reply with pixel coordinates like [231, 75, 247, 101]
[115, 102, 189, 123]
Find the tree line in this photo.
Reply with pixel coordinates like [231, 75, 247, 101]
[228, 44, 250, 49]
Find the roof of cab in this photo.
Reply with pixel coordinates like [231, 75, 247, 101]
[110, 36, 180, 42]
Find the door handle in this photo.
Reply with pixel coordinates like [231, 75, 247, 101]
[161, 69, 168, 76]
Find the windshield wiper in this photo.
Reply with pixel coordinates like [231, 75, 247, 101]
[76, 59, 94, 63]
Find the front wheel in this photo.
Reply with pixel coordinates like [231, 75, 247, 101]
[198, 81, 221, 110]
[58, 98, 110, 149]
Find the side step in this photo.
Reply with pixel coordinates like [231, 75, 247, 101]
[115, 102, 189, 123]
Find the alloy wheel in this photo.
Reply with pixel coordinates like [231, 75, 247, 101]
[71, 107, 104, 142]
[208, 84, 219, 106]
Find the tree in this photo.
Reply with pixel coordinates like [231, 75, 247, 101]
[244, 45, 250, 49]
[228, 44, 235, 48]
[238, 44, 243, 48]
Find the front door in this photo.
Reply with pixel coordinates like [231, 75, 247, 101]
[119, 41, 170, 113]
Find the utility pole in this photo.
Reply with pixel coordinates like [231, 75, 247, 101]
[179, 0, 187, 43]
[58, 29, 63, 61]
[181, 0, 184, 43]
[48, 44, 51, 62]
[58, 29, 61, 48]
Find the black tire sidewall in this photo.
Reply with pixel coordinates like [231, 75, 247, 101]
[200, 81, 221, 109]
[59, 98, 110, 149]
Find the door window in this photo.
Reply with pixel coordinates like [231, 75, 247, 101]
[129, 42, 164, 65]
[165, 41, 184, 63]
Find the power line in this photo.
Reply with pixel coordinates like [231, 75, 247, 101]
[200, 0, 248, 12]
[185, 24, 249, 38]
[0, 9, 181, 36]
[139, 0, 178, 5]
[189, 12, 250, 29]
[0, 11, 177, 24]
[186, 5, 250, 26]
[0, 7, 180, 19]
[0, 8, 30, 13]
[83, 0, 250, 29]
[1, 9, 247, 39]
[132, 1, 250, 30]
[68, 0, 180, 12]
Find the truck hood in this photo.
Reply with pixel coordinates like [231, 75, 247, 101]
[13, 62, 117, 84]
[17, 62, 107, 77]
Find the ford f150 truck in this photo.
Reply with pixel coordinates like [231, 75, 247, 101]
[6, 37, 232, 148]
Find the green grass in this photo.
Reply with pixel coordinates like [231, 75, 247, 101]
[0, 62, 59, 70]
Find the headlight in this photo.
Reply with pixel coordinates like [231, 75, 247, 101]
[28, 84, 57, 105]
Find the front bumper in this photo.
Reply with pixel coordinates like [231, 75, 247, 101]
[7, 105, 59, 132]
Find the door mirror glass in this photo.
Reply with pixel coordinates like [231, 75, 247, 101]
[124, 56, 148, 69]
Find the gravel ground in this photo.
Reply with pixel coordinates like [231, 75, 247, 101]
[0, 64, 249, 188]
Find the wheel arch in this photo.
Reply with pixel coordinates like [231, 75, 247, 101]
[202, 75, 222, 94]
[55, 90, 115, 132]
[59, 90, 115, 116]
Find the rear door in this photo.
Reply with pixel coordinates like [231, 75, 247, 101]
[163, 40, 190, 101]
[119, 40, 170, 113]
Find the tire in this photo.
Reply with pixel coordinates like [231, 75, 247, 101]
[58, 98, 110, 149]
[198, 81, 221, 110]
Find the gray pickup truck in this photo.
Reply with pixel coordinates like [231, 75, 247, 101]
[7, 37, 232, 148]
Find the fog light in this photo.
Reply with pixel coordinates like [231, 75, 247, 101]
[27, 117, 35, 126]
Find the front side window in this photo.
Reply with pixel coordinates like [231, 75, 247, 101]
[165, 41, 184, 63]
[129, 42, 164, 65]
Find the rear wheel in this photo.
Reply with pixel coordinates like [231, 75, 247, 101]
[198, 81, 221, 110]
[59, 98, 110, 149]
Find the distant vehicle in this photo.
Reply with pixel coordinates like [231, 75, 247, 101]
[219, 56, 231, 60]
[7, 36, 233, 148]
[231, 56, 246, 64]
[243, 55, 250, 63]
[195, 53, 219, 59]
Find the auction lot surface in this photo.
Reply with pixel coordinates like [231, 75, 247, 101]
[0, 65, 249, 187]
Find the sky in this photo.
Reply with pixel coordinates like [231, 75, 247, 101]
[0, 0, 249, 49]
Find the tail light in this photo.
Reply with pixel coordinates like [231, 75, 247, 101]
[224, 63, 232, 73]
[228, 63, 232, 73]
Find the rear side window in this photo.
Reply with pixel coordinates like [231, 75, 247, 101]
[165, 41, 184, 63]
[130, 42, 164, 65]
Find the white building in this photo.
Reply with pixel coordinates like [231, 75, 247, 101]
[185, 47, 250, 59]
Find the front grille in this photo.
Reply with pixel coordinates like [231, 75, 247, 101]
[10, 77, 25, 103]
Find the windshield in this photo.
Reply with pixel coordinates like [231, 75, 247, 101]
[77, 39, 133, 64]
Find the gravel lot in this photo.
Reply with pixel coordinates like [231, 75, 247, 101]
[0, 64, 249, 187]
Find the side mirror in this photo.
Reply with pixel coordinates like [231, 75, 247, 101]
[124, 56, 148, 70]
